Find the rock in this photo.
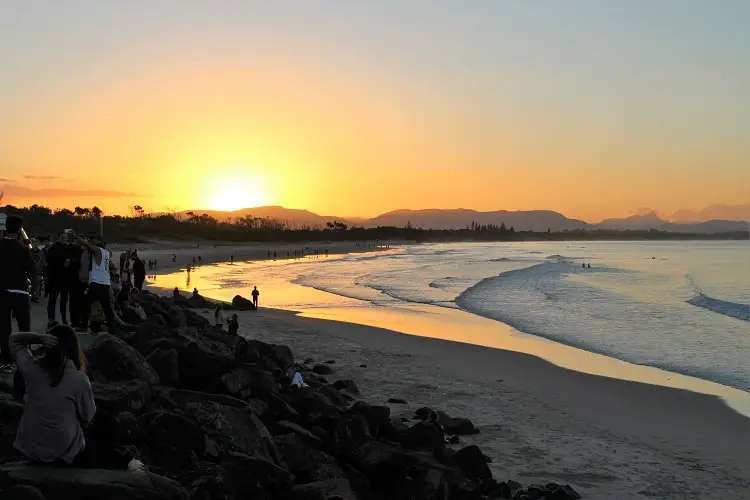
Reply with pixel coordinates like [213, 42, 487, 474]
[387, 398, 408, 404]
[187, 466, 235, 500]
[401, 421, 446, 450]
[0, 485, 47, 500]
[324, 360, 336, 365]
[454, 445, 492, 481]
[157, 387, 249, 411]
[312, 364, 333, 375]
[324, 414, 371, 457]
[139, 409, 206, 457]
[173, 328, 238, 388]
[547, 484, 581, 500]
[287, 479, 356, 500]
[349, 402, 390, 436]
[0, 462, 187, 500]
[318, 385, 350, 408]
[220, 451, 294, 495]
[274, 420, 323, 446]
[217, 367, 254, 397]
[0, 397, 24, 427]
[285, 387, 341, 425]
[274, 433, 345, 483]
[231, 295, 255, 310]
[414, 469, 449, 500]
[439, 415, 479, 436]
[146, 348, 180, 386]
[359, 364, 367, 368]
[333, 380, 360, 397]
[180, 400, 282, 466]
[304, 358, 314, 364]
[89, 411, 143, 447]
[414, 407, 433, 421]
[85, 334, 159, 384]
[447, 435, 460, 445]
[92, 380, 153, 412]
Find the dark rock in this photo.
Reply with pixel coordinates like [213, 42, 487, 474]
[324, 414, 371, 457]
[180, 400, 282, 466]
[349, 401, 390, 436]
[333, 380, 360, 398]
[139, 409, 206, 457]
[85, 334, 159, 384]
[287, 479, 356, 500]
[266, 392, 302, 423]
[156, 387, 249, 411]
[188, 466, 235, 500]
[90, 411, 143, 446]
[447, 435, 460, 445]
[547, 484, 581, 500]
[359, 364, 367, 368]
[146, 348, 180, 386]
[387, 398, 408, 404]
[285, 387, 341, 425]
[92, 380, 153, 412]
[318, 385, 350, 408]
[231, 295, 256, 310]
[217, 367, 254, 397]
[220, 452, 294, 496]
[0, 397, 24, 427]
[304, 358, 314, 364]
[454, 445, 492, 481]
[414, 407, 433, 421]
[312, 364, 333, 375]
[401, 421, 446, 450]
[274, 420, 322, 446]
[0, 485, 47, 500]
[274, 433, 344, 483]
[439, 416, 479, 436]
[0, 462, 187, 500]
[414, 468, 449, 500]
[324, 360, 336, 365]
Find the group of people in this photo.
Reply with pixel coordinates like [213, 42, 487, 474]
[118, 249, 147, 292]
[0, 215, 99, 467]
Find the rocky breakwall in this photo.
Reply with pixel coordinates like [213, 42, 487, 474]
[0, 291, 581, 500]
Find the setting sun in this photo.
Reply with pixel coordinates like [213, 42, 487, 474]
[205, 172, 269, 211]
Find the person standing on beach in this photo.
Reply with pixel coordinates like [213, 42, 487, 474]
[228, 314, 239, 336]
[251, 286, 260, 309]
[214, 304, 224, 327]
[0, 215, 37, 370]
[46, 232, 74, 326]
[131, 252, 146, 291]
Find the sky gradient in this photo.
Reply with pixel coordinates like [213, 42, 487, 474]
[1, 1, 748, 222]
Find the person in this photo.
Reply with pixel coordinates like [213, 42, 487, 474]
[230, 254, 234, 264]
[120, 250, 132, 288]
[46, 232, 73, 326]
[198, 256, 202, 265]
[77, 235, 118, 334]
[0, 215, 37, 370]
[69, 243, 88, 331]
[227, 314, 239, 336]
[214, 304, 224, 327]
[9, 325, 96, 465]
[131, 252, 146, 291]
[192, 287, 200, 298]
[172, 254, 176, 264]
[30, 243, 45, 302]
[173, 287, 180, 298]
[251, 286, 260, 309]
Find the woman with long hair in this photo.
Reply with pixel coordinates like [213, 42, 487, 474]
[9, 324, 96, 465]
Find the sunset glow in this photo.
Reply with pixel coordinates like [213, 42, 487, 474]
[0, 2, 747, 221]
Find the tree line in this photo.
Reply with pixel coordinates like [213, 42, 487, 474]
[1, 204, 746, 244]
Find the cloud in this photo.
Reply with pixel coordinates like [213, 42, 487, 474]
[23, 175, 60, 180]
[1, 186, 136, 198]
[0, 178, 13, 182]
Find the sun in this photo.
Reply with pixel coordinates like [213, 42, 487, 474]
[207, 175, 268, 211]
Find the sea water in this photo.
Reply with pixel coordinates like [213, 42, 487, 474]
[159, 240, 750, 392]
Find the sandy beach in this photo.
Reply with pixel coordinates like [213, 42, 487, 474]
[23, 278, 749, 498]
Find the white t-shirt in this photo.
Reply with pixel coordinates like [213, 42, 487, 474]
[89, 247, 111, 286]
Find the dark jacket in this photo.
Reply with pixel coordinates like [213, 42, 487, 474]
[0, 238, 36, 292]
[46, 242, 73, 283]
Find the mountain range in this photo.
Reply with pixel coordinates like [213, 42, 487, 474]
[166, 205, 749, 234]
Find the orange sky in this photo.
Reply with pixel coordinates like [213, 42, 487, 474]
[1, 3, 748, 222]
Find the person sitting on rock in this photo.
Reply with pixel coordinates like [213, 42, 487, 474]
[9, 325, 96, 466]
[193, 287, 200, 298]
[227, 314, 239, 336]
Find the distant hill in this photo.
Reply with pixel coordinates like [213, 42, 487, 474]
[368, 208, 589, 232]
[152, 205, 748, 234]
[671, 204, 750, 223]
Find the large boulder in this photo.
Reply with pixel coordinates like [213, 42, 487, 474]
[146, 348, 180, 386]
[85, 334, 159, 384]
[287, 479, 357, 500]
[274, 433, 345, 483]
[231, 295, 255, 311]
[92, 380, 153, 413]
[179, 400, 281, 466]
[139, 409, 207, 460]
[0, 461, 187, 500]
[454, 445, 491, 481]
[0, 485, 47, 500]
[349, 402, 390, 437]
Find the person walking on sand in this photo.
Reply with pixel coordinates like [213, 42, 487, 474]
[0, 215, 37, 371]
[251, 286, 260, 309]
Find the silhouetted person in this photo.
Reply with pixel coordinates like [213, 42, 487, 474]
[252, 286, 260, 309]
[132, 252, 146, 291]
[198, 256, 202, 265]
[0, 215, 37, 368]
[192, 257, 196, 266]
[587, 263, 591, 269]
[193, 287, 200, 298]
[173, 287, 180, 298]
[582, 263, 585, 268]
[46, 232, 73, 326]
[172, 254, 176, 264]
[273, 252, 276, 260]
[228, 314, 239, 336]
[214, 304, 224, 327]
[230, 254, 234, 264]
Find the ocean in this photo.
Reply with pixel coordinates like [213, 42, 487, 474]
[157, 240, 750, 394]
